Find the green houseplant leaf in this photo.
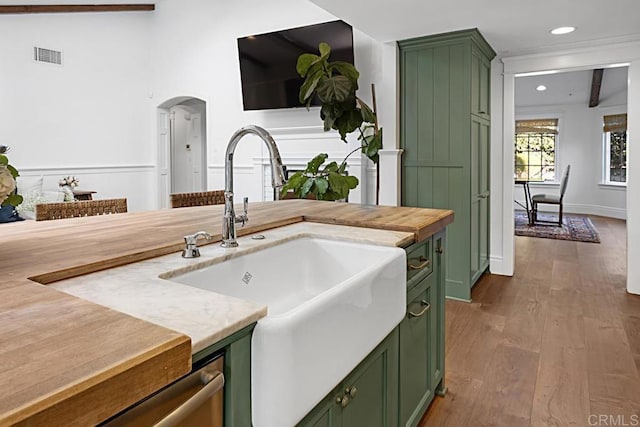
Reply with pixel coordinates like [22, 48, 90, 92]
[296, 53, 320, 77]
[316, 75, 353, 103]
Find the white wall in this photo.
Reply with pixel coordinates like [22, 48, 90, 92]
[150, 0, 383, 205]
[1, 1, 383, 213]
[514, 103, 627, 219]
[0, 12, 155, 211]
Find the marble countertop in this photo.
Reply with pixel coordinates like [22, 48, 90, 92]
[51, 222, 414, 354]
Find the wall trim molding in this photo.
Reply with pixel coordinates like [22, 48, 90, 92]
[266, 125, 342, 141]
[19, 164, 155, 174]
[208, 164, 254, 173]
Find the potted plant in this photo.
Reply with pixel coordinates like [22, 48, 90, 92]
[0, 146, 22, 207]
[280, 43, 382, 201]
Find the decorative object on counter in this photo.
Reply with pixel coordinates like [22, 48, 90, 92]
[280, 43, 382, 201]
[59, 176, 80, 201]
[514, 210, 600, 243]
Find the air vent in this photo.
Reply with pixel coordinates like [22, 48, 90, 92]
[33, 47, 62, 65]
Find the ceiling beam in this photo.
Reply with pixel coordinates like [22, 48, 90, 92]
[0, 4, 154, 14]
[589, 68, 604, 108]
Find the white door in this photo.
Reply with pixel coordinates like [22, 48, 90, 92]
[170, 106, 205, 194]
[187, 112, 205, 191]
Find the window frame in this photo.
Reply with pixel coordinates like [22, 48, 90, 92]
[514, 116, 561, 183]
[603, 129, 628, 186]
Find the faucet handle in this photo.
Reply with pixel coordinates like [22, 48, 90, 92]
[236, 197, 249, 227]
[184, 231, 212, 245]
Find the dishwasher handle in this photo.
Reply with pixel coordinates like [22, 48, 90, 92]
[154, 369, 224, 427]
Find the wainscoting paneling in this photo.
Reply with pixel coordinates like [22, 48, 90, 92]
[19, 165, 156, 212]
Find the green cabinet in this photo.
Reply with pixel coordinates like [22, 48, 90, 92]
[399, 28, 495, 301]
[297, 328, 399, 427]
[399, 231, 446, 426]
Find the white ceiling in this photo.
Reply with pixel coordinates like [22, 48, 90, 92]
[2, 0, 639, 56]
[515, 66, 628, 107]
[308, 0, 640, 56]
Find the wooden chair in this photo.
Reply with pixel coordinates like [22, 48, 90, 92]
[531, 165, 571, 226]
[35, 198, 128, 221]
[170, 190, 225, 208]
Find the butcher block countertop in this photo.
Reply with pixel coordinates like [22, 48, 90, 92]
[0, 200, 453, 426]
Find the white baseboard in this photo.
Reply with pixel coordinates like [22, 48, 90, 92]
[534, 203, 626, 220]
[489, 255, 513, 276]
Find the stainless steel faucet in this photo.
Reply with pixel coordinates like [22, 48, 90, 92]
[221, 125, 286, 248]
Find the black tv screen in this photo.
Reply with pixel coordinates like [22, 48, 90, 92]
[237, 20, 354, 111]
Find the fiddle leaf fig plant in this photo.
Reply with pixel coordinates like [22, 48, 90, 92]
[282, 42, 382, 201]
[280, 153, 359, 200]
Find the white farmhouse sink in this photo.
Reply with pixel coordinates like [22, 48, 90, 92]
[168, 237, 406, 427]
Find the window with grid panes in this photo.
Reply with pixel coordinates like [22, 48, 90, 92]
[603, 114, 627, 184]
[514, 118, 558, 181]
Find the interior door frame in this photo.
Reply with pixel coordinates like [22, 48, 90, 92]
[499, 41, 640, 294]
[156, 96, 207, 208]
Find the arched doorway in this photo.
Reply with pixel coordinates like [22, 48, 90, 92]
[157, 97, 207, 208]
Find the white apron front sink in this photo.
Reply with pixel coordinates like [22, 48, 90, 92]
[167, 236, 406, 427]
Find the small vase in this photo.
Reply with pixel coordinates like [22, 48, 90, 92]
[61, 186, 75, 202]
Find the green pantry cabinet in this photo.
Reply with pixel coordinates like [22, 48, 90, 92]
[298, 230, 446, 427]
[399, 29, 496, 301]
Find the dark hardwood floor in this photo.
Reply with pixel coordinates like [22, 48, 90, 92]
[420, 216, 640, 426]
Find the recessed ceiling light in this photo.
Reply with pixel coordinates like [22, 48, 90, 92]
[551, 26, 575, 35]
[536, 85, 547, 91]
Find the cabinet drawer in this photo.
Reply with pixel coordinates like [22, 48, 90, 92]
[405, 238, 433, 285]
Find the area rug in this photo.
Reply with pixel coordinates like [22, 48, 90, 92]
[514, 211, 601, 243]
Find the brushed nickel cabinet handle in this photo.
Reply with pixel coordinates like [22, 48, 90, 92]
[408, 256, 430, 270]
[154, 370, 224, 427]
[346, 386, 357, 398]
[336, 394, 350, 408]
[408, 300, 431, 318]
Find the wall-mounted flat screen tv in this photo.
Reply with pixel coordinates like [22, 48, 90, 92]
[237, 20, 354, 111]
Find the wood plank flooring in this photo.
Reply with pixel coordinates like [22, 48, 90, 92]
[420, 216, 640, 426]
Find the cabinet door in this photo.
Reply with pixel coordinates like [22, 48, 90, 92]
[297, 330, 399, 427]
[471, 117, 490, 284]
[399, 273, 435, 426]
[471, 49, 491, 119]
[341, 329, 399, 427]
[297, 389, 342, 427]
[478, 119, 490, 273]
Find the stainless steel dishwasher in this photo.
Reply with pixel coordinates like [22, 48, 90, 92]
[101, 353, 224, 427]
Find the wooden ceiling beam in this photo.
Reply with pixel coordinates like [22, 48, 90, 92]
[589, 68, 604, 108]
[0, 4, 154, 14]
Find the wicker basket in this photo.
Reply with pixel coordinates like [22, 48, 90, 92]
[170, 190, 225, 208]
[35, 198, 128, 221]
